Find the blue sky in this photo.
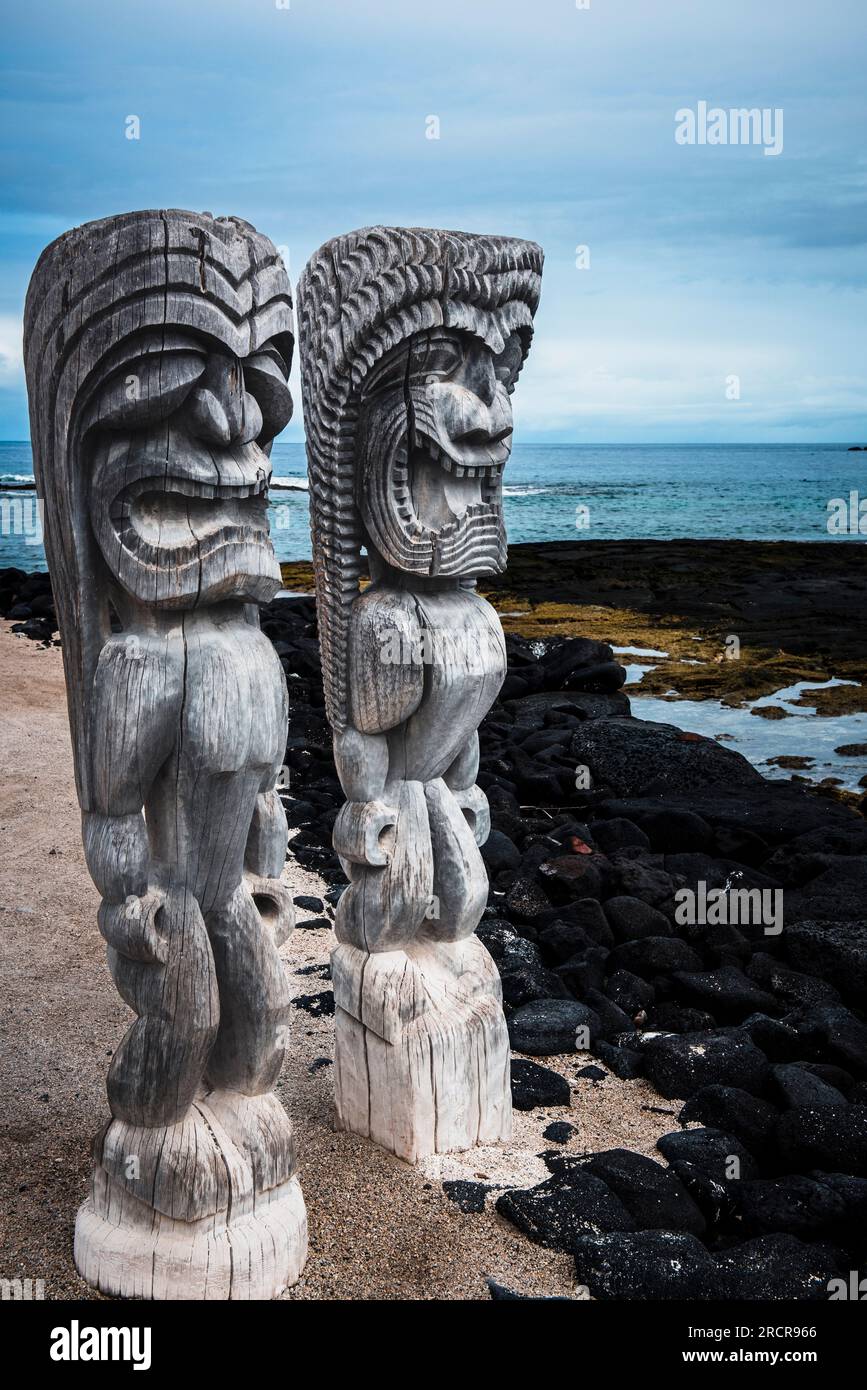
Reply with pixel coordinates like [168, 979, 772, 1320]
[1, 0, 865, 443]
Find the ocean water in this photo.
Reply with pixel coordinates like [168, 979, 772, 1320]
[2, 441, 865, 571]
[3, 439, 864, 789]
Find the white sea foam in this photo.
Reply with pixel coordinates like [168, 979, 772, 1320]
[270, 477, 309, 491]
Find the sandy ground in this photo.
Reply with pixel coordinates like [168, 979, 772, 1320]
[0, 624, 680, 1301]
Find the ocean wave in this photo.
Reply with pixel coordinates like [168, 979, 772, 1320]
[270, 478, 309, 491]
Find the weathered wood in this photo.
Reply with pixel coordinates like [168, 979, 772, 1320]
[24, 210, 307, 1299]
[298, 226, 543, 1161]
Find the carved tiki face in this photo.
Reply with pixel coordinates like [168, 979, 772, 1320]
[355, 325, 526, 577]
[85, 261, 293, 607]
[88, 332, 292, 608]
[297, 225, 542, 731]
[24, 211, 295, 805]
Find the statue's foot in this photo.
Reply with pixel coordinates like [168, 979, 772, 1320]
[331, 936, 512, 1163]
[199, 1087, 298, 1191]
[74, 1098, 307, 1300]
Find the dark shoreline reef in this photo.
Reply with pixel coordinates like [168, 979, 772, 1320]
[4, 541, 867, 1301]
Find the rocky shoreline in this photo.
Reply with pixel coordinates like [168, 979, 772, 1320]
[3, 544, 866, 1301]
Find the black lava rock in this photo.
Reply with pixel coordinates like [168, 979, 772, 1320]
[786, 920, 867, 1007]
[572, 1231, 721, 1301]
[291, 990, 335, 1017]
[501, 962, 571, 1009]
[652, 1004, 717, 1033]
[587, 818, 650, 853]
[747, 953, 840, 1011]
[643, 1029, 769, 1100]
[505, 876, 553, 922]
[510, 1058, 571, 1110]
[569, 719, 762, 798]
[294, 894, 326, 914]
[443, 1180, 487, 1213]
[508, 999, 600, 1056]
[538, 854, 608, 904]
[543, 1121, 577, 1144]
[791, 1005, 867, 1075]
[770, 1064, 848, 1110]
[496, 1172, 636, 1252]
[637, 808, 714, 854]
[776, 1106, 867, 1177]
[734, 1175, 846, 1239]
[605, 969, 656, 1017]
[656, 1126, 760, 1182]
[668, 1159, 739, 1230]
[604, 896, 673, 943]
[582, 990, 633, 1038]
[538, 920, 603, 964]
[610, 937, 703, 980]
[554, 948, 609, 998]
[579, 1148, 706, 1236]
[739, 1013, 804, 1063]
[670, 966, 779, 1022]
[593, 1041, 645, 1079]
[481, 829, 522, 874]
[789, 860, 867, 927]
[714, 1234, 845, 1300]
[678, 1086, 779, 1161]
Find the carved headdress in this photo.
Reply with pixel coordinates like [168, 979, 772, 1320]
[24, 210, 294, 808]
[297, 225, 543, 733]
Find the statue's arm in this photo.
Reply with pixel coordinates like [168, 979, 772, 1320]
[82, 634, 183, 961]
[245, 654, 291, 881]
[332, 726, 396, 867]
[332, 588, 424, 867]
[444, 731, 490, 846]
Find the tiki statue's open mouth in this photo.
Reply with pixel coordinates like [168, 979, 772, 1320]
[406, 433, 509, 536]
[90, 426, 282, 608]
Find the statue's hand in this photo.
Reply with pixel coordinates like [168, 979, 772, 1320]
[452, 784, 490, 847]
[333, 799, 398, 867]
[98, 889, 169, 964]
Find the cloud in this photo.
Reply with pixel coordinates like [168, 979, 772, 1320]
[0, 316, 23, 385]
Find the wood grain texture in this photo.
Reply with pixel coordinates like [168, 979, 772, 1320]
[24, 210, 307, 1299]
[299, 225, 543, 1161]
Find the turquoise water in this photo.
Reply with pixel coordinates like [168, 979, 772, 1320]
[2, 441, 865, 571]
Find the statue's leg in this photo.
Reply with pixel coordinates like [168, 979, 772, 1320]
[205, 878, 292, 1094]
[105, 886, 219, 1125]
[76, 882, 306, 1300]
[332, 778, 511, 1161]
[197, 877, 306, 1286]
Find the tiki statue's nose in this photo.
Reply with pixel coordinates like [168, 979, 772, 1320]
[186, 352, 263, 445]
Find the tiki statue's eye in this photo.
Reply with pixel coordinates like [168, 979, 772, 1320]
[409, 335, 462, 383]
[243, 344, 293, 443]
[493, 333, 524, 392]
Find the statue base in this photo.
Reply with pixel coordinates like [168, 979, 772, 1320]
[331, 936, 512, 1163]
[73, 1091, 308, 1300]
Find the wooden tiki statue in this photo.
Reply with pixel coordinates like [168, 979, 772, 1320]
[298, 226, 543, 1161]
[23, 210, 308, 1298]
